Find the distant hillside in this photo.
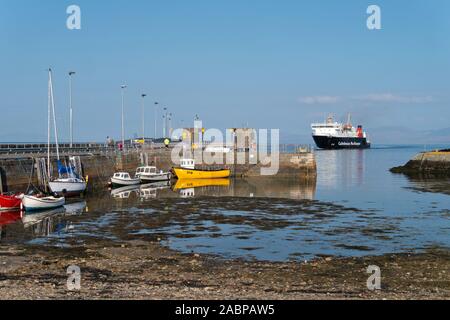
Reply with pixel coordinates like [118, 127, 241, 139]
[369, 126, 450, 145]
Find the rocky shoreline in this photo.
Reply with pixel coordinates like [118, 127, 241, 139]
[1, 241, 448, 300]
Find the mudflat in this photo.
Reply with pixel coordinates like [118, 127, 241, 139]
[0, 241, 448, 300]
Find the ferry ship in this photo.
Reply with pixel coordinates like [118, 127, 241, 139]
[311, 115, 371, 149]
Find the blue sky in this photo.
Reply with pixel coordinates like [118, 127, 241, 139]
[0, 0, 449, 143]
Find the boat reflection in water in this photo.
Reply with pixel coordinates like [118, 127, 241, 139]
[173, 179, 231, 198]
[0, 211, 23, 240]
[172, 178, 316, 200]
[110, 185, 140, 199]
[21, 207, 66, 238]
[20, 200, 87, 239]
[107, 175, 317, 200]
[64, 200, 87, 215]
[110, 181, 171, 200]
[139, 181, 171, 200]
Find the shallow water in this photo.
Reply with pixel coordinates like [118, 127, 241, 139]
[0, 144, 449, 261]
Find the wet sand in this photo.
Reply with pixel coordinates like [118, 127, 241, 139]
[0, 240, 448, 300]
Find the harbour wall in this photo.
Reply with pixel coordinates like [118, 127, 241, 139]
[390, 151, 450, 176]
[0, 149, 317, 192]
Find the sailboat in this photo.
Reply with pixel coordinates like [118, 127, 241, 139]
[22, 69, 66, 211]
[49, 158, 87, 196]
[45, 69, 87, 196]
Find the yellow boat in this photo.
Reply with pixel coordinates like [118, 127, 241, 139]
[173, 167, 231, 179]
[173, 179, 230, 191]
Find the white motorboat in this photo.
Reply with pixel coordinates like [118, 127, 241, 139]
[110, 172, 141, 187]
[135, 166, 171, 183]
[49, 177, 86, 196]
[21, 195, 65, 212]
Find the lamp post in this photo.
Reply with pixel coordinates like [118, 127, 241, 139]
[121, 85, 127, 149]
[163, 107, 168, 138]
[154, 102, 159, 140]
[69, 71, 76, 148]
[141, 94, 147, 146]
[168, 112, 173, 138]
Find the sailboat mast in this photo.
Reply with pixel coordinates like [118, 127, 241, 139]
[49, 69, 60, 160]
[47, 69, 51, 179]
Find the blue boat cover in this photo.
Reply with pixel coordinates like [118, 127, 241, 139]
[57, 160, 77, 176]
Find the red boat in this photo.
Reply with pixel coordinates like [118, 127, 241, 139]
[0, 194, 22, 211]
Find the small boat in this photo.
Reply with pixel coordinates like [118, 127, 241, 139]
[135, 166, 171, 182]
[173, 159, 231, 179]
[0, 193, 22, 211]
[110, 172, 141, 187]
[21, 195, 65, 212]
[173, 168, 230, 179]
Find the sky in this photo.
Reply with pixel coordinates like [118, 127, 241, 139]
[0, 0, 449, 144]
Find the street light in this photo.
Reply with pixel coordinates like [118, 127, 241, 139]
[163, 107, 168, 138]
[69, 71, 76, 148]
[141, 94, 147, 146]
[168, 112, 173, 138]
[154, 102, 159, 140]
[121, 85, 127, 149]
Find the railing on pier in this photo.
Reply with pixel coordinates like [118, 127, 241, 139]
[279, 144, 313, 154]
[0, 142, 313, 158]
[0, 143, 114, 157]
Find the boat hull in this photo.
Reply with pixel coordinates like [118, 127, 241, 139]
[0, 194, 22, 211]
[110, 177, 141, 187]
[49, 179, 86, 196]
[139, 172, 171, 183]
[22, 195, 65, 212]
[173, 168, 230, 179]
[312, 135, 371, 150]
